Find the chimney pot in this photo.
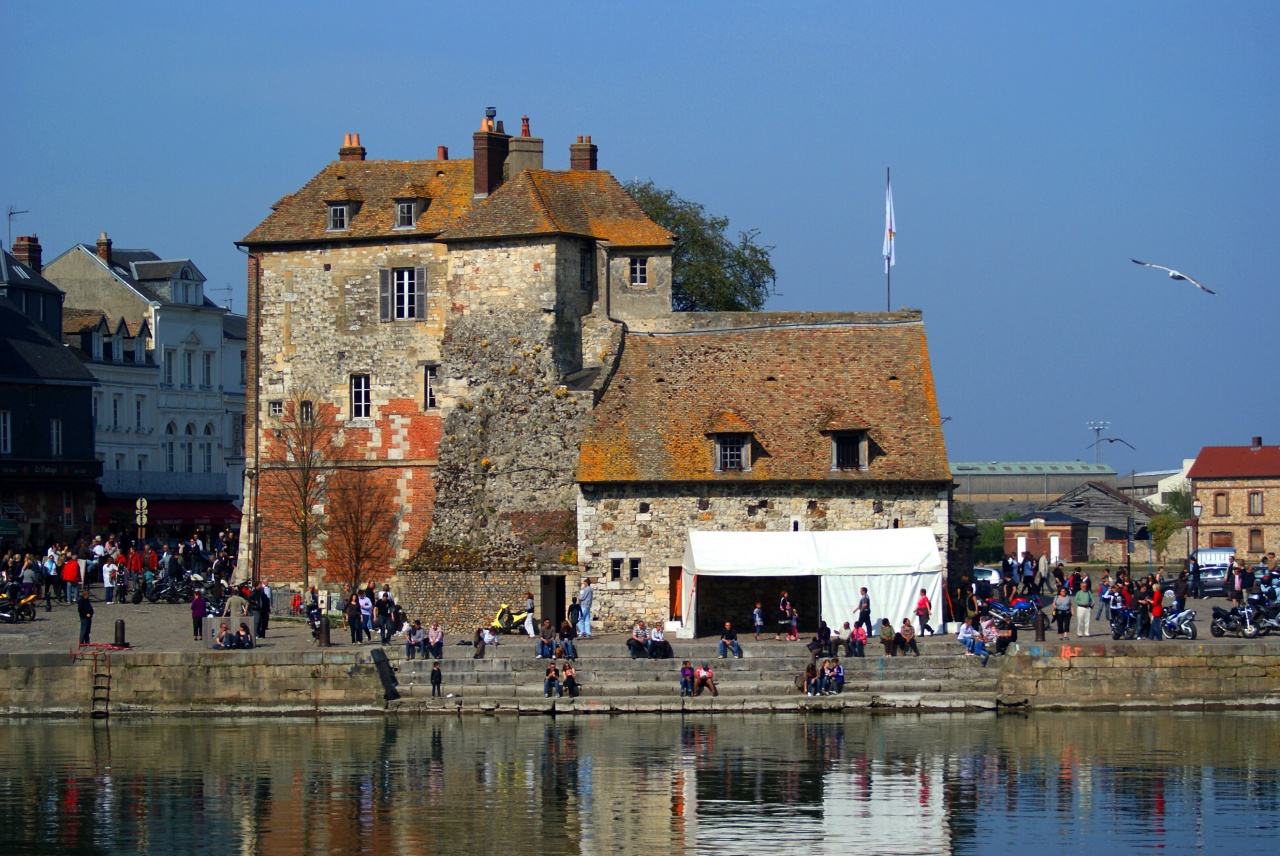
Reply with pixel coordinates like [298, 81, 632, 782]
[437, 145, 449, 161]
[339, 132, 367, 161]
[13, 234, 42, 274]
[570, 135, 599, 171]
[1252, 436, 1263, 450]
[521, 115, 531, 137]
[473, 112, 511, 198]
[96, 232, 113, 264]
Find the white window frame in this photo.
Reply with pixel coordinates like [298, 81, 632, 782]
[164, 348, 175, 385]
[351, 374, 371, 419]
[327, 204, 348, 231]
[50, 418, 63, 457]
[424, 365, 438, 410]
[629, 257, 648, 287]
[0, 410, 10, 454]
[268, 400, 283, 417]
[202, 351, 213, 387]
[831, 433, 869, 472]
[395, 200, 417, 229]
[394, 268, 417, 320]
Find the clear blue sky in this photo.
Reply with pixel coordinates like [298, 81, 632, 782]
[7, 1, 1278, 477]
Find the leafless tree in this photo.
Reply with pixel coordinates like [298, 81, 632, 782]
[325, 466, 398, 595]
[259, 388, 339, 591]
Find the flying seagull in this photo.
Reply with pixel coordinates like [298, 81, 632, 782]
[1088, 437, 1136, 451]
[1131, 259, 1216, 295]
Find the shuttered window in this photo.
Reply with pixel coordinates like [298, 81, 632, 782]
[379, 267, 427, 321]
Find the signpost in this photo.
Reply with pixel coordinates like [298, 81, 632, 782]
[135, 497, 148, 549]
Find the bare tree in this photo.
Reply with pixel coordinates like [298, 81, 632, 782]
[326, 466, 398, 595]
[259, 389, 339, 591]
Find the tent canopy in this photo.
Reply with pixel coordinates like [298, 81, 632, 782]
[679, 528, 944, 637]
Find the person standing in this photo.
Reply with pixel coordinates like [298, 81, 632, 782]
[374, 591, 394, 645]
[752, 602, 765, 640]
[430, 661, 443, 697]
[1074, 578, 1094, 638]
[578, 579, 594, 638]
[77, 589, 94, 646]
[357, 589, 374, 643]
[248, 583, 267, 640]
[855, 587, 872, 635]
[260, 580, 272, 637]
[62, 554, 81, 604]
[1053, 587, 1072, 640]
[523, 592, 537, 637]
[102, 555, 117, 606]
[1036, 553, 1049, 595]
[915, 589, 934, 636]
[1188, 555, 1202, 599]
[343, 594, 362, 645]
[567, 597, 582, 635]
[191, 591, 207, 642]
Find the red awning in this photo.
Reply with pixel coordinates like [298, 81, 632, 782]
[96, 499, 242, 527]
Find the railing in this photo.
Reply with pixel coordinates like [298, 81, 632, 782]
[99, 471, 230, 498]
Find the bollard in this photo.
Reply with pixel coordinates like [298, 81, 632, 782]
[318, 616, 331, 647]
[114, 619, 127, 647]
[1033, 611, 1046, 642]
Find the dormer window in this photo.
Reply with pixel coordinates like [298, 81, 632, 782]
[715, 434, 750, 472]
[91, 331, 104, 360]
[327, 203, 348, 231]
[832, 432, 869, 471]
[629, 257, 648, 287]
[395, 200, 417, 229]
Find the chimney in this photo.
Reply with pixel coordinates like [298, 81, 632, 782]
[570, 135, 598, 171]
[473, 107, 511, 198]
[96, 232, 113, 264]
[12, 235, 42, 273]
[339, 133, 367, 162]
[1252, 436, 1263, 451]
[505, 114, 544, 176]
[437, 145, 449, 161]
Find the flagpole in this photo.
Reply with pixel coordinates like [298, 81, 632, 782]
[885, 167, 891, 312]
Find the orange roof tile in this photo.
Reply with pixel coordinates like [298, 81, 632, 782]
[577, 321, 950, 484]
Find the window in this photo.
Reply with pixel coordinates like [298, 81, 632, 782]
[202, 425, 214, 473]
[111, 397, 120, 430]
[299, 400, 314, 422]
[163, 348, 175, 385]
[50, 419, 62, 457]
[629, 558, 641, 580]
[1210, 531, 1234, 548]
[232, 414, 245, 456]
[350, 374, 371, 419]
[92, 396, 99, 426]
[833, 433, 868, 471]
[610, 557, 623, 581]
[239, 351, 247, 386]
[715, 434, 748, 472]
[379, 267, 426, 321]
[327, 204, 348, 231]
[1214, 493, 1228, 516]
[91, 332, 103, 360]
[137, 455, 147, 471]
[629, 257, 647, 287]
[395, 201, 417, 229]
[164, 424, 175, 472]
[579, 246, 593, 291]
[183, 424, 195, 473]
[0, 410, 9, 454]
[114, 453, 125, 471]
[268, 400, 283, 417]
[183, 351, 194, 387]
[203, 352, 213, 387]
[1250, 529, 1265, 553]
[1249, 492, 1264, 516]
[135, 337, 145, 363]
[424, 366, 438, 409]
[135, 397, 144, 431]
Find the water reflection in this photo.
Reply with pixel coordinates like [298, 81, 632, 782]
[1, 712, 1278, 854]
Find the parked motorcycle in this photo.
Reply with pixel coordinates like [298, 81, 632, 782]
[1210, 604, 1257, 638]
[1159, 608, 1197, 640]
[146, 576, 195, 604]
[1241, 594, 1279, 639]
[491, 603, 533, 634]
[0, 584, 37, 622]
[985, 594, 1043, 630]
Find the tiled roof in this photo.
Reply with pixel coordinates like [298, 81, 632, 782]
[1189, 445, 1280, 479]
[577, 320, 950, 484]
[241, 158, 476, 244]
[131, 259, 200, 282]
[62, 308, 107, 335]
[441, 169, 672, 247]
[0, 297, 96, 384]
[0, 250, 62, 294]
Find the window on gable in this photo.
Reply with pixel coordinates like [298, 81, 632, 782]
[351, 374, 371, 419]
[91, 332, 103, 360]
[379, 267, 427, 321]
[1249, 492, 1263, 515]
[1214, 492, 1228, 516]
[424, 365, 438, 409]
[327, 204, 348, 231]
[395, 201, 417, 229]
[629, 257, 648, 287]
[715, 434, 749, 472]
[833, 433, 869, 471]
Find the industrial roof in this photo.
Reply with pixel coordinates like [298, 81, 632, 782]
[950, 461, 1116, 475]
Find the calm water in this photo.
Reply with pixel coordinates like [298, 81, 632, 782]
[2, 712, 1278, 855]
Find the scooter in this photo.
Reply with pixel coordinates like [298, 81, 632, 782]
[491, 604, 533, 634]
[1159, 608, 1197, 640]
[0, 585, 37, 622]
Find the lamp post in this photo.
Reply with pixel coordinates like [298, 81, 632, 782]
[1191, 498, 1203, 556]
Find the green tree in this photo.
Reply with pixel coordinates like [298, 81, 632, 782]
[954, 503, 978, 523]
[1147, 512, 1184, 558]
[1161, 486, 1192, 519]
[623, 180, 777, 311]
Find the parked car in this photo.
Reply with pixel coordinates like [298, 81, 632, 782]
[971, 567, 1002, 587]
[1192, 548, 1233, 598]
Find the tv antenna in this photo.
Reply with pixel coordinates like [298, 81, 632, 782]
[212, 283, 235, 312]
[6, 206, 29, 248]
[1086, 421, 1111, 464]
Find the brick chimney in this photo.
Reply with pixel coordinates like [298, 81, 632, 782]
[1252, 436, 1263, 451]
[339, 133, 367, 161]
[506, 114, 544, 176]
[473, 107, 511, 198]
[96, 232, 113, 264]
[570, 135, 598, 171]
[12, 235, 42, 273]
[437, 145, 449, 161]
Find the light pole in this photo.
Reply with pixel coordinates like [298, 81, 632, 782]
[1191, 498, 1203, 556]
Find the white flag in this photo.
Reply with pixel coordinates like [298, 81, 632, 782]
[882, 177, 896, 273]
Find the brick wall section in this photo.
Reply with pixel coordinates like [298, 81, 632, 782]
[1192, 477, 1280, 559]
[577, 482, 949, 633]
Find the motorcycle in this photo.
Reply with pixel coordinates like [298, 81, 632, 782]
[1241, 593, 1280, 639]
[147, 576, 195, 604]
[0, 584, 37, 622]
[985, 594, 1043, 629]
[1109, 604, 1140, 640]
[491, 603, 533, 635]
[1210, 604, 1256, 638]
[1159, 608, 1197, 640]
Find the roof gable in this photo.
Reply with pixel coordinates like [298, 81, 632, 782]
[1046, 480, 1154, 525]
[578, 320, 949, 484]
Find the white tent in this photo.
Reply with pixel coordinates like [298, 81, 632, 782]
[678, 528, 944, 638]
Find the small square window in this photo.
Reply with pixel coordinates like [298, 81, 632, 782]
[424, 365, 438, 409]
[351, 374, 371, 419]
[395, 201, 416, 229]
[628, 557, 641, 580]
[610, 557, 623, 581]
[268, 400, 283, 417]
[833, 433, 867, 471]
[716, 434, 747, 472]
[328, 204, 348, 231]
[629, 257, 648, 287]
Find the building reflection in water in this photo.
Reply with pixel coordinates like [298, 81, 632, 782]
[1, 712, 1279, 854]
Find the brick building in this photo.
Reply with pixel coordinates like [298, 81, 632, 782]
[1188, 438, 1280, 559]
[1002, 511, 1090, 564]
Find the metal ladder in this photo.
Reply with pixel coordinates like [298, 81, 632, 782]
[89, 649, 111, 719]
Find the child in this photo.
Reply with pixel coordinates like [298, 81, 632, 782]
[752, 602, 765, 640]
[679, 660, 695, 697]
[430, 661, 443, 697]
[851, 623, 867, 658]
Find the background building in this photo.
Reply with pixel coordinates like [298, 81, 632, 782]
[1189, 438, 1278, 559]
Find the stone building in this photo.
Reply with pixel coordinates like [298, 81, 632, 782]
[1189, 438, 1279, 559]
[41, 237, 246, 536]
[575, 314, 951, 633]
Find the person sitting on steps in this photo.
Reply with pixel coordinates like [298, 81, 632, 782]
[562, 661, 579, 698]
[896, 619, 920, 657]
[679, 660, 695, 697]
[878, 618, 896, 655]
[693, 663, 718, 696]
[718, 621, 743, 659]
[535, 618, 556, 659]
[649, 622, 673, 659]
[626, 620, 651, 659]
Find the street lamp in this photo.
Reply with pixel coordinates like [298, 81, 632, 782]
[1191, 498, 1203, 556]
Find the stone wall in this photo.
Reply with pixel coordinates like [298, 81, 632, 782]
[577, 481, 950, 632]
[1090, 538, 1191, 566]
[1193, 477, 1279, 560]
[397, 566, 546, 635]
